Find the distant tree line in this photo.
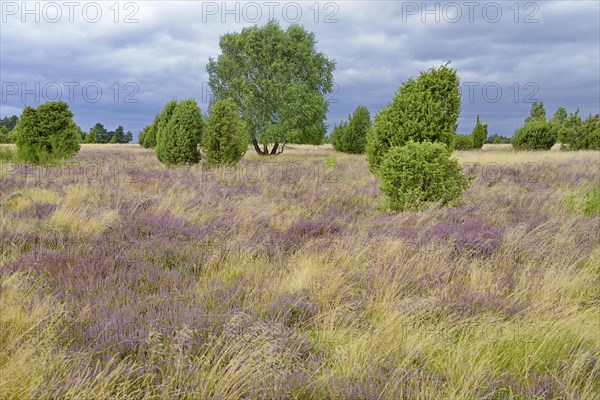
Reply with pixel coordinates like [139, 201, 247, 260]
[82, 123, 133, 144]
[512, 102, 600, 150]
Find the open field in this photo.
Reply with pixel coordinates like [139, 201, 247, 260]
[1, 144, 599, 399]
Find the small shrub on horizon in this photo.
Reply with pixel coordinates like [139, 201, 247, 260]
[512, 102, 556, 150]
[512, 119, 556, 150]
[453, 134, 473, 150]
[470, 115, 488, 149]
[14, 101, 80, 164]
[202, 99, 247, 166]
[559, 112, 600, 151]
[331, 106, 371, 154]
[378, 141, 470, 211]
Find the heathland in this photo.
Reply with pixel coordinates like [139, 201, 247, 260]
[1, 144, 599, 399]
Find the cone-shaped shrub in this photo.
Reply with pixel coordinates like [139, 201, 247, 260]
[15, 101, 80, 164]
[331, 106, 371, 154]
[142, 114, 160, 148]
[155, 100, 178, 160]
[156, 99, 204, 165]
[470, 115, 487, 149]
[366, 64, 460, 173]
[202, 99, 247, 165]
[378, 141, 470, 211]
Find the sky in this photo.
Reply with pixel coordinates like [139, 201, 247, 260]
[1, 0, 599, 140]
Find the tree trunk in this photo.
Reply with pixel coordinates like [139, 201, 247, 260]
[252, 136, 266, 155]
[269, 142, 279, 155]
[251, 137, 286, 156]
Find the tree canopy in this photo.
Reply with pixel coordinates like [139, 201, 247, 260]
[207, 21, 335, 155]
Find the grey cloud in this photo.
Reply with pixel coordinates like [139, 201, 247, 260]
[1, 0, 598, 140]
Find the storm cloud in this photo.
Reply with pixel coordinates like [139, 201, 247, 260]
[1, 0, 598, 138]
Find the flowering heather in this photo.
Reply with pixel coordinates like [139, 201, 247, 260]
[0, 144, 598, 399]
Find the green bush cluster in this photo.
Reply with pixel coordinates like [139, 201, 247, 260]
[452, 115, 487, 150]
[378, 141, 470, 211]
[156, 99, 204, 165]
[556, 111, 600, 151]
[330, 106, 371, 154]
[365, 64, 469, 211]
[14, 101, 80, 164]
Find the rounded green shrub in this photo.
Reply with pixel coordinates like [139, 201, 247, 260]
[15, 101, 80, 164]
[378, 141, 470, 211]
[202, 99, 247, 165]
[156, 99, 204, 165]
[511, 119, 556, 150]
[453, 134, 473, 150]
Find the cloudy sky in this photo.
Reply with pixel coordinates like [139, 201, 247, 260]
[1, 0, 599, 139]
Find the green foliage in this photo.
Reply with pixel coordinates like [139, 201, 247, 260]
[378, 141, 470, 211]
[91, 123, 111, 144]
[0, 126, 14, 143]
[124, 130, 133, 144]
[550, 107, 568, 139]
[141, 115, 160, 148]
[559, 112, 600, 151]
[512, 101, 553, 149]
[0, 115, 18, 131]
[512, 120, 556, 150]
[155, 101, 178, 161]
[14, 101, 80, 164]
[112, 126, 125, 143]
[138, 128, 147, 146]
[470, 115, 488, 149]
[84, 126, 97, 143]
[207, 21, 335, 155]
[525, 102, 546, 123]
[366, 63, 461, 173]
[325, 158, 336, 168]
[586, 115, 600, 150]
[563, 183, 600, 215]
[76, 125, 86, 142]
[202, 99, 247, 165]
[329, 122, 346, 152]
[485, 134, 511, 144]
[331, 106, 371, 154]
[453, 134, 473, 150]
[156, 99, 204, 165]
